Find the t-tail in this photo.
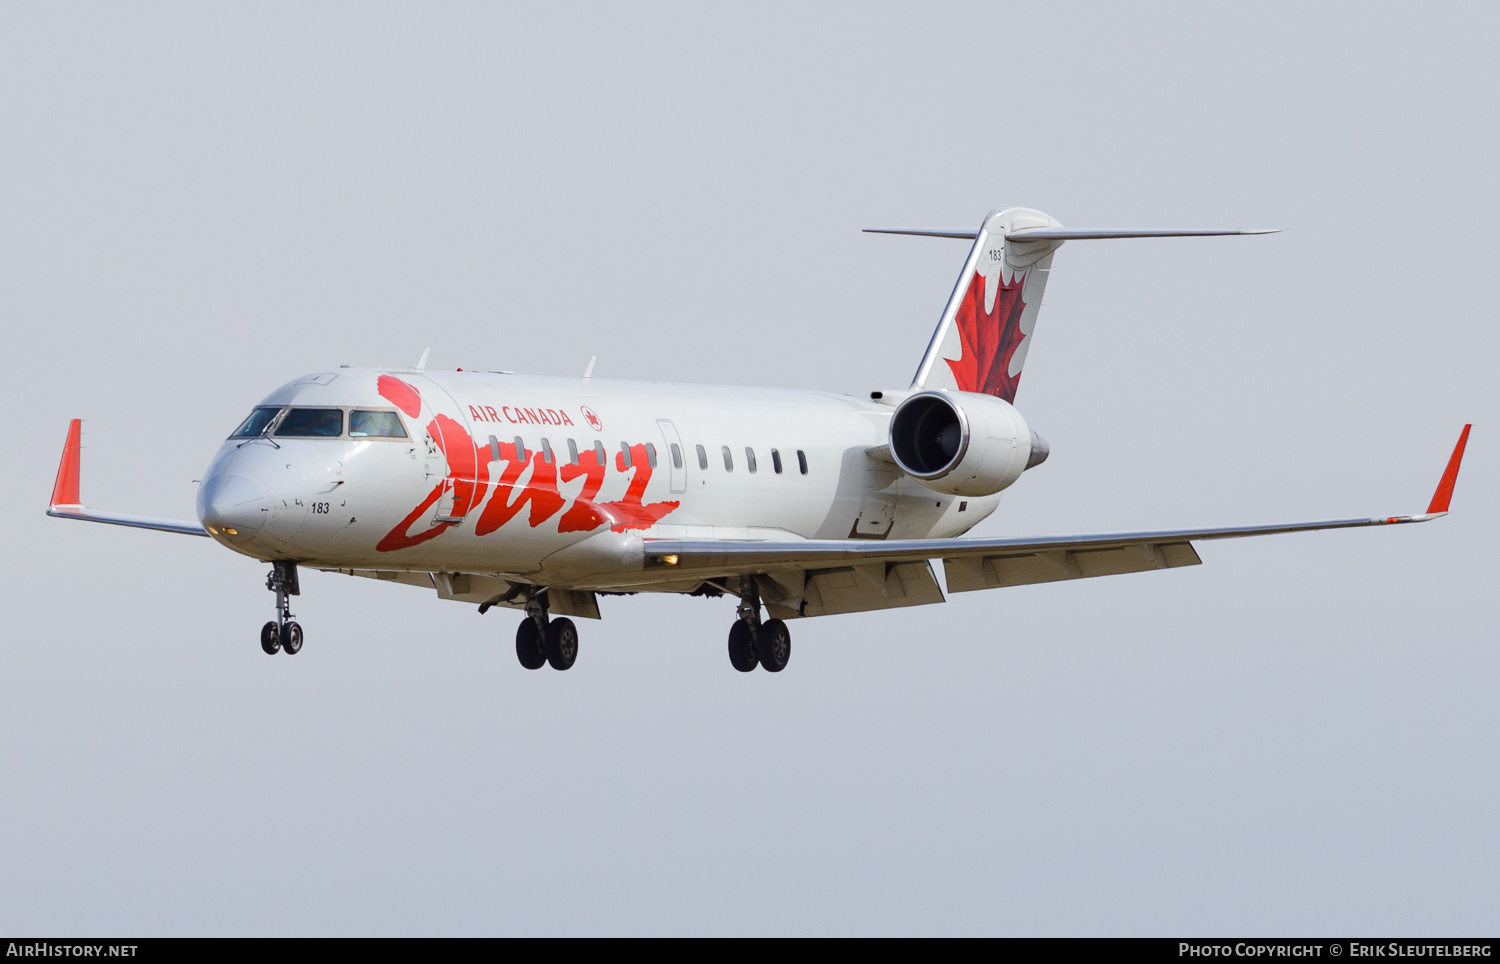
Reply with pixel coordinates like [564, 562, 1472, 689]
[866, 209, 1280, 404]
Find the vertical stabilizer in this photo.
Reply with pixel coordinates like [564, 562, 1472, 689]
[911, 207, 1063, 403]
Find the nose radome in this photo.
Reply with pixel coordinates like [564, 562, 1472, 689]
[199, 475, 270, 544]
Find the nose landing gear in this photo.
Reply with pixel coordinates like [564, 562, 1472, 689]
[260, 561, 304, 656]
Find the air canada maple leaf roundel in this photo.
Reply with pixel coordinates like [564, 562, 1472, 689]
[581, 406, 602, 432]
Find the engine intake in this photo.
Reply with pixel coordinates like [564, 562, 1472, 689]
[889, 391, 1041, 496]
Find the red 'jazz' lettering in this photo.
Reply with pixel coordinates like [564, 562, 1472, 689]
[599, 443, 679, 531]
[375, 482, 451, 552]
[376, 380, 491, 552]
[376, 376, 680, 548]
[557, 447, 609, 533]
[378, 374, 423, 418]
[474, 444, 567, 535]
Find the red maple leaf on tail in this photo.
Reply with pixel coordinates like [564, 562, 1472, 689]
[944, 270, 1029, 402]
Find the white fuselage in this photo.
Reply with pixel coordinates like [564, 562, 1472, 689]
[196, 368, 1004, 588]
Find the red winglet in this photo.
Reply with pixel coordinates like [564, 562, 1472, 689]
[51, 418, 83, 507]
[1426, 424, 1471, 515]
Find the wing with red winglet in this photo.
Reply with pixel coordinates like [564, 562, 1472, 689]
[46, 419, 208, 537]
[631, 427, 1470, 614]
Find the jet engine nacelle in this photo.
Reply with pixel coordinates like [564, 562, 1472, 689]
[888, 390, 1047, 497]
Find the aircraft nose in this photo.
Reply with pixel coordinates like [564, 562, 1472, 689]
[199, 474, 270, 544]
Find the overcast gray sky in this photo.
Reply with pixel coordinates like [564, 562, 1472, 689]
[1, 1, 1495, 936]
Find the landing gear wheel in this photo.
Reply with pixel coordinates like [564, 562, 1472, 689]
[728, 621, 758, 672]
[757, 618, 791, 673]
[281, 621, 303, 655]
[260, 621, 281, 655]
[516, 620, 546, 670]
[545, 617, 579, 671]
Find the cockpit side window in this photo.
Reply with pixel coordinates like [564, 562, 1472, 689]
[349, 410, 408, 438]
[230, 407, 282, 438]
[275, 408, 344, 437]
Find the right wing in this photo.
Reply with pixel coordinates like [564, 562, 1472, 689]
[46, 419, 208, 537]
[637, 426, 1471, 616]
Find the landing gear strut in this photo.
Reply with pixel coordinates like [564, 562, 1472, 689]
[514, 587, 579, 671]
[261, 561, 303, 656]
[727, 580, 790, 673]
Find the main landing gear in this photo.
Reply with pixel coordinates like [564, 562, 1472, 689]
[727, 582, 790, 673]
[514, 587, 578, 671]
[260, 561, 304, 656]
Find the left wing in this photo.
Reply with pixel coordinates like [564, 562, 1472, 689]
[638, 426, 1470, 615]
[46, 419, 208, 537]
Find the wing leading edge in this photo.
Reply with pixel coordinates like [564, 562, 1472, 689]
[639, 426, 1472, 602]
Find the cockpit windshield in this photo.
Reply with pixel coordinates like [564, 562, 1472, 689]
[275, 408, 344, 437]
[349, 410, 408, 438]
[230, 407, 281, 438]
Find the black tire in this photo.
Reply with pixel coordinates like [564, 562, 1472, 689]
[260, 621, 281, 655]
[545, 617, 579, 671]
[728, 620, 758, 672]
[757, 619, 791, 673]
[515, 619, 546, 670]
[281, 621, 303, 655]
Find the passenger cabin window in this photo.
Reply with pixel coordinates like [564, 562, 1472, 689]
[514, 436, 527, 460]
[231, 407, 280, 438]
[349, 410, 407, 438]
[620, 442, 633, 468]
[541, 439, 554, 464]
[671, 443, 683, 469]
[745, 447, 757, 473]
[593, 440, 606, 465]
[489, 436, 501, 461]
[275, 408, 343, 437]
[797, 449, 808, 475]
[696, 444, 708, 470]
[722, 446, 733, 471]
[646, 443, 658, 468]
[567, 439, 579, 464]
[771, 449, 783, 474]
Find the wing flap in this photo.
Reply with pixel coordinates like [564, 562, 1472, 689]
[942, 541, 1201, 592]
[320, 568, 603, 619]
[799, 560, 945, 616]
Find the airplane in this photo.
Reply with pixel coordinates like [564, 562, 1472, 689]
[46, 207, 1471, 673]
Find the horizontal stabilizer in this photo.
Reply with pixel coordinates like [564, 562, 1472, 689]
[1005, 227, 1281, 241]
[864, 226, 1281, 241]
[863, 227, 978, 239]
